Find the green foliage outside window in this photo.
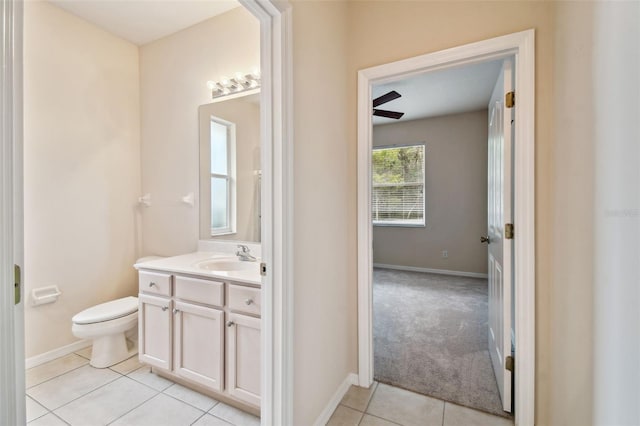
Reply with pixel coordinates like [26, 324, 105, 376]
[372, 144, 425, 225]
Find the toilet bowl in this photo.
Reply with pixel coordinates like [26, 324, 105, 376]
[72, 296, 139, 368]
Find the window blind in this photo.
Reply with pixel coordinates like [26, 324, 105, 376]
[372, 144, 425, 226]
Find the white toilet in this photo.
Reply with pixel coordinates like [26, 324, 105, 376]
[71, 256, 163, 368]
[72, 296, 139, 368]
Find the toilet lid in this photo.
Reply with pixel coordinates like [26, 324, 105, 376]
[72, 296, 138, 325]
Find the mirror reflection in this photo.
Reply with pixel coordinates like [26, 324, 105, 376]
[199, 92, 261, 242]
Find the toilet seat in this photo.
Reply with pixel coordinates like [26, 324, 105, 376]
[72, 296, 138, 325]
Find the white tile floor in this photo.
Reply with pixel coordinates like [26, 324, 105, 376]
[25, 349, 260, 426]
[327, 382, 513, 426]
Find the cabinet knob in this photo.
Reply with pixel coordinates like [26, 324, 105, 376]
[161, 306, 168, 311]
[244, 298, 254, 305]
[173, 308, 180, 314]
[227, 321, 235, 327]
[149, 282, 156, 287]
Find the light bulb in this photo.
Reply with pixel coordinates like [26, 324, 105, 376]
[251, 68, 261, 79]
[235, 72, 247, 84]
[206, 81, 216, 90]
[220, 76, 231, 87]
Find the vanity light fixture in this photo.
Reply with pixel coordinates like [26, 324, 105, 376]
[207, 69, 261, 99]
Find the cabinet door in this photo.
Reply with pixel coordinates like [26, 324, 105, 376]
[138, 293, 172, 370]
[226, 312, 261, 406]
[174, 301, 224, 391]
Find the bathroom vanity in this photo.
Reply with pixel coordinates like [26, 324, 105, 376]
[134, 252, 261, 411]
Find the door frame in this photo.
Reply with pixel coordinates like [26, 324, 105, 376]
[238, 1, 294, 423]
[1, 0, 25, 424]
[357, 30, 535, 425]
[0, 0, 294, 425]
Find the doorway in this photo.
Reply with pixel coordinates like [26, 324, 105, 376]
[0, 1, 293, 425]
[357, 30, 535, 426]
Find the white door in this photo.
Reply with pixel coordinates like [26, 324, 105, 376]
[486, 58, 514, 413]
[173, 301, 224, 391]
[227, 312, 261, 407]
[138, 294, 172, 370]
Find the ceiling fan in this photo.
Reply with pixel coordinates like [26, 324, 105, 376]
[372, 90, 405, 120]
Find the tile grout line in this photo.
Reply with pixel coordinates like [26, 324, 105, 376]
[441, 401, 446, 426]
[356, 382, 381, 426]
[161, 384, 221, 413]
[26, 359, 90, 390]
[45, 374, 124, 417]
[190, 411, 209, 426]
[34, 363, 142, 419]
[105, 390, 163, 425]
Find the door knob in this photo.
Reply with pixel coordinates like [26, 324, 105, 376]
[480, 236, 491, 244]
[227, 321, 235, 327]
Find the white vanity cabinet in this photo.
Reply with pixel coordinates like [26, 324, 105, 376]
[226, 284, 262, 406]
[172, 275, 224, 391]
[137, 269, 261, 409]
[138, 271, 173, 370]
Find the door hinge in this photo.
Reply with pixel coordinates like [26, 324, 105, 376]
[505, 91, 515, 108]
[14, 264, 21, 305]
[505, 355, 515, 372]
[505, 223, 514, 239]
[260, 262, 267, 276]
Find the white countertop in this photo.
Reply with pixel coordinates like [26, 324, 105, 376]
[134, 251, 262, 286]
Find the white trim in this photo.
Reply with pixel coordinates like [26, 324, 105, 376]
[25, 340, 91, 370]
[313, 373, 359, 426]
[373, 263, 488, 279]
[1, 0, 24, 424]
[357, 30, 535, 426]
[238, 1, 294, 425]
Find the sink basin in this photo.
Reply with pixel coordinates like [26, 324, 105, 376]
[195, 259, 259, 273]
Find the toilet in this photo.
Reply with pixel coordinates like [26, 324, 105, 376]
[72, 296, 139, 368]
[71, 256, 163, 368]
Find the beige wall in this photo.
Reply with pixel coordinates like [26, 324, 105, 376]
[23, 1, 141, 357]
[345, 1, 559, 424]
[372, 111, 488, 274]
[550, 3, 595, 425]
[291, 1, 353, 425]
[139, 7, 259, 257]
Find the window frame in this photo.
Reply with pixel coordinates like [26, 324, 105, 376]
[371, 142, 426, 228]
[209, 116, 237, 236]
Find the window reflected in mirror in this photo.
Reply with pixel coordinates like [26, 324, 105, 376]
[209, 118, 235, 235]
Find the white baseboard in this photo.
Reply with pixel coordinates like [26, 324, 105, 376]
[314, 373, 359, 426]
[25, 339, 91, 369]
[373, 263, 488, 279]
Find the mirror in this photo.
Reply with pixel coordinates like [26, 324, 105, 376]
[199, 92, 261, 242]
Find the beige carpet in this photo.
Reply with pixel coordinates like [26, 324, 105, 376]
[373, 268, 511, 418]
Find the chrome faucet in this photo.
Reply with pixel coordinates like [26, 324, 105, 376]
[236, 244, 256, 262]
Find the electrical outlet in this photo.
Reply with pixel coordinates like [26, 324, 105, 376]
[442, 250, 448, 258]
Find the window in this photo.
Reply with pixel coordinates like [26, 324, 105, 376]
[372, 143, 425, 226]
[209, 118, 236, 235]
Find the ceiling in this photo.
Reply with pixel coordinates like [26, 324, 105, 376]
[372, 59, 503, 125]
[48, 0, 241, 45]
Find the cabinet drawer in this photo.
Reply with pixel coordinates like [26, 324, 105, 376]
[228, 284, 261, 316]
[174, 275, 224, 307]
[139, 271, 172, 297]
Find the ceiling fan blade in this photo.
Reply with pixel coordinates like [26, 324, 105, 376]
[373, 109, 405, 119]
[372, 90, 401, 108]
